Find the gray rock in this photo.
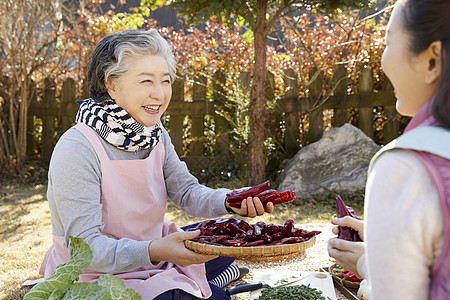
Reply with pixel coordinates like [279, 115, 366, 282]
[277, 123, 381, 198]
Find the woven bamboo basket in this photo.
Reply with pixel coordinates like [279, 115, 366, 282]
[184, 235, 317, 260]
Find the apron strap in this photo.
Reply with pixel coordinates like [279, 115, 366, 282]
[73, 123, 110, 162]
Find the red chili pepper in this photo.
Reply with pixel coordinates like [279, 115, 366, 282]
[244, 234, 259, 242]
[224, 222, 245, 235]
[273, 236, 304, 245]
[189, 218, 321, 248]
[291, 229, 321, 239]
[226, 182, 296, 209]
[242, 240, 265, 247]
[209, 235, 229, 245]
[255, 190, 280, 204]
[226, 180, 270, 202]
[236, 220, 253, 232]
[271, 189, 296, 205]
[253, 221, 265, 236]
[263, 224, 283, 236]
[299, 230, 322, 239]
[270, 231, 284, 240]
[228, 202, 242, 208]
[260, 193, 282, 206]
[291, 228, 305, 236]
[335, 195, 361, 242]
[187, 219, 215, 232]
[344, 272, 363, 282]
[224, 238, 245, 246]
[261, 233, 273, 243]
[331, 266, 362, 282]
[282, 219, 295, 236]
[202, 227, 217, 236]
[254, 189, 277, 198]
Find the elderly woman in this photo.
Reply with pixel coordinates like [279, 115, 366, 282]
[39, 29, 273, 300]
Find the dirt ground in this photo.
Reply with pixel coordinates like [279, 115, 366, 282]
[0, 181, 362, 299]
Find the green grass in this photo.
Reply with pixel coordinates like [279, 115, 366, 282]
[0, 179, 364, 300]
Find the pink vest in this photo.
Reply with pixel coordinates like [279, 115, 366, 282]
[371, 99, 450, 299]
[414, 151, 450, 299]
[39, 123, 212, 299]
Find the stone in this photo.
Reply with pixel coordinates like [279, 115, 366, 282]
[277, 123, 381, 198]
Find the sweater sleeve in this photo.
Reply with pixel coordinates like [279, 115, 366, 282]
[364, 150, 443, 300]
[161, 128, 230, 217]
[47, 128, 152, 273]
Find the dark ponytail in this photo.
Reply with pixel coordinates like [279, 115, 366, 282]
[402, 0, 450, 130]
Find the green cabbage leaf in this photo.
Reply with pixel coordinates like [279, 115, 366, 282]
[24, 236, 141, 300]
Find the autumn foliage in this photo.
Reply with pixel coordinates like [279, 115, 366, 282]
[0, 0, 392, 180]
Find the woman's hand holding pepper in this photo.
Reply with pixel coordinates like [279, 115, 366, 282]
[226, 196, 274, 217]
[328, 216, 366, 278]
[149, 230, 218, 267]
[331, 216, 365, 241]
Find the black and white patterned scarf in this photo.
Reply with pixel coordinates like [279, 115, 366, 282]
[75, 98, 162, 151]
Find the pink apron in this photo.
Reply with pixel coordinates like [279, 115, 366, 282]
[39, 123, 212, 299]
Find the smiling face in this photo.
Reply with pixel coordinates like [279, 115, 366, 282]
[106, 55, 172, 127]
[381, 2, 440, 117]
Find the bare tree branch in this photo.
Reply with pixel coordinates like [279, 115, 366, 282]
[0, 0, 60, 169]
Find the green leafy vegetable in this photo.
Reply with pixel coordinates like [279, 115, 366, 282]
[257, 284, 331, 300]
[24, 237, 141, 300]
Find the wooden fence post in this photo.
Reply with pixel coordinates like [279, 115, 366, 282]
[61, 78, 77, 132]
[212, 70, 230, 156]
[41, 77, 57, 163]
[283, 68, 300, 155]
[308, 66, 324, 142]
[332, 64, 349, 127]
[169, 76, 185, 156]
[190, 75, 206, 156]
[383, 80, 400, 144]
[358, 66, 374, 139]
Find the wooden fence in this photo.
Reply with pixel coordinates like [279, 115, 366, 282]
[27, 65, 400, 171]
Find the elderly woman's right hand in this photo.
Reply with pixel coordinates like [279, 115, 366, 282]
[149, 230, 218, 267]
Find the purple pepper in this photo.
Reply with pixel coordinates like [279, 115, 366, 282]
[335, 195, 362, 242]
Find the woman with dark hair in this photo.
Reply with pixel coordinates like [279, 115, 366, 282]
[328, 0, 450, 299]
[38, 29, 274, 299]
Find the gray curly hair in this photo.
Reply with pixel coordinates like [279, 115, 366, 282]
[87, 29, 176, 103]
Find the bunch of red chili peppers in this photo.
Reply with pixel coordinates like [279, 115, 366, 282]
[331, 266, 363, 283]
[187, 218, 321, 247]
[226, 180, 296, 208]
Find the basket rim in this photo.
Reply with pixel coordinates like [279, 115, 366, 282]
[184, 235, 317, 259]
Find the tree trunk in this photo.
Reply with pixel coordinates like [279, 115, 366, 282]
[17, 78, 30, 169]
[248, 0, 268, 185]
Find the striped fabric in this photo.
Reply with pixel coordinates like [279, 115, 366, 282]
[75, 98, 161, 152]
[209, 265, 241, 288]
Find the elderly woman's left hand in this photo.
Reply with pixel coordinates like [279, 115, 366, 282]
[226, 196, 274, 217]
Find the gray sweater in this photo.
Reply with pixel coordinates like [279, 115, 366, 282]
[47, 125, 230, 273]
